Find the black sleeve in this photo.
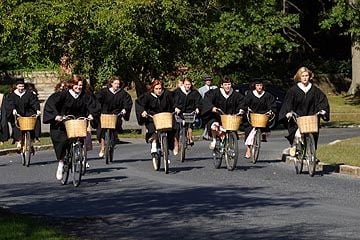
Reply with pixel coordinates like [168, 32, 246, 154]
[43, 92, 62, 124]
[123, 91, 133, 121]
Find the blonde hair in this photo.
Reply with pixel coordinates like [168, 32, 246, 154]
[294, 67, 313, 82]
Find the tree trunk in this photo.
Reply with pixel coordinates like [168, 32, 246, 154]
[347, 0, 360, 95]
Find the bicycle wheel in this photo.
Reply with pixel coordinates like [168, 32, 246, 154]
[179, 127, 186, 162]
[23, 131, 32, 167]
[151, 152, 161, 171]
[213, 138, 223, 169]
[305, 134, 317, 177]
[224, 132, 238, 171]
[251, 129, 261, 164]
[61, 152, 70, 185]
[104, 129, 111, 164]
[294, 140, 305, 174]
[81, 147, 87, 176]
[161, 134, 169, 174]
[109, 131, 115, 163]
[71, 142, 83, 187]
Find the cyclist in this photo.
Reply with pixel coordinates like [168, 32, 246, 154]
[43, 75, 100, 181]
[96, 76, 133, 158]
[135, 79, 175, 156]
[279, 67, 330, 152]
[242, 80, 277, 158]
[6, 79, 41, 150]
[202, 76, 245, 150]
[173, 77, 202, 155]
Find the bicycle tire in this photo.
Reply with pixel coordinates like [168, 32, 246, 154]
[152, 152, 161, 171]
[61, 150, 70, 185]
[224, 132, 238, 171]
[109, 131, 115, 163]
[213, 138, 223, 169]
[104, 129, 111, 164]
[251, 129, 261, 164]
[81, 147, 87, 176]
[161, 135, 169, 174]
[24, 131, 31, 167]
[306, 134, 317, 177]
[294, 140, 305, 174]
[179, 127, 186, 162]
[71, 142, 83, 187]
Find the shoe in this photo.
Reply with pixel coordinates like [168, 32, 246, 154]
[209, 140, 216, 150]
[261, 135, 267, 142]
[289, 146, 296, 157]
[173, 148, 178, 156]
[31, 146, 35, 155]
[188, 141, 194, 146]
[56, 162, 64, 180]
[99, 149, 104, 158]
[34, 138, 40, 143]
[16, 141, 21, 150]
[244, 154, 251, 159]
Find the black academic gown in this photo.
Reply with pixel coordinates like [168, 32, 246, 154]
[6, 90, 40, 142]
[279, 83, 330, 147]
[43, 90, 100, 159]
[96, 87, 133, 140]
[242, 91, 276, 140]
[0, 95, 10, 142]
[202, 88, 245, 135]
[135, 90, 175, 147]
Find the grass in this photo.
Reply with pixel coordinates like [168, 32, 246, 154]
[0, 209, 75, 240]
[0, 137, 53, 150]
[317, 136, 360, 167]
[326, 94, 360, 126]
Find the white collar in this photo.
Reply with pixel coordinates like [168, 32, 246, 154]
[109, 87, 120, 94]
[151, 90, 164, 98]
[297, 82, 312, 93]
[14, 89, 26, 97]
[220, 88, 233, 99]
[252, 90, 265, 98]
[69, 89, 80, 99]
[180, 86, 190, 95]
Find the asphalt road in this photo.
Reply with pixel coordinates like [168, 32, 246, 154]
[0, 128, 360, 240]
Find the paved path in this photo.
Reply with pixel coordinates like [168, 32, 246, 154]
[0, 128, 360, 239]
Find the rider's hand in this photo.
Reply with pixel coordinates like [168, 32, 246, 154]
[195, 108, 200, 115]
[55, 115, 63, 122]
[319, 110, 326, 115]
[286, 112, 293, 119]
[266, 110, 273, 116]
[175, 108, 181, 115]
[87, 114, 94, 121]
[121, 109, 126, 115]
[141, 111, 148, 118]
[12, 109, 17, 116]
[238, 109, 245, 115]
[212, 107, 218, 113]
[36, 110, 41, 116]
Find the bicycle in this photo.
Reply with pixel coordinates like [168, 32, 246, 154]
[247, 110, 275, 164]
[15, 114, 38, 167]
[60, 115, 89, 187]
[290, 112, 321, 177]
[212, 110, 242, 171]
[148, 112, 174, 174]
[100, 112, 123, 164]
[175, 112, 196, 162]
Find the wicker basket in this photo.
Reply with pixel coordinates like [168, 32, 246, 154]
[221, 115, 242, 131]
[250, 113, 269, 128]
[17, 116, 37, 131]
[153, 112, 173, 131]
[100, 114, 117, 129]
[297, 115, 318, 133]
[64, 119, 88, 138]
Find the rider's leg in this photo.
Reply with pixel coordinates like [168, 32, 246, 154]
[187, 128, 194, 145]
[173, 137, 179, 155]
[99, 138, 105, 158]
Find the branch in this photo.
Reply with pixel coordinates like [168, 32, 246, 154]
[284, 26, 315, 51]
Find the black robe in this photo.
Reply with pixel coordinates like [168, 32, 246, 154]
[202, 88, 245, 134]
[135, 90, 174, 146]
[96, 87, 133, 139]
[242, 91, 276, 139]
[0, 94, 9, 142]
[6, 90, 40, 141]
[279, 83, 330, 146]
[43, 90, 100, 159]
[173, 88, 202, 114]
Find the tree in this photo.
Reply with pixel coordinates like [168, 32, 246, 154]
[321, 0, 360, 95]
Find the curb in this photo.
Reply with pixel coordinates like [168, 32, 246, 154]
[284, 155, 360, 177]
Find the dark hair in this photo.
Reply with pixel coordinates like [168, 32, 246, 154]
[221, 76, 231, 84]
[25, 83, 38, 95]
[54, 80, 68, 92]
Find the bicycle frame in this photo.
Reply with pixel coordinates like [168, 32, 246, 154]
[175, 113, 196, 162]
